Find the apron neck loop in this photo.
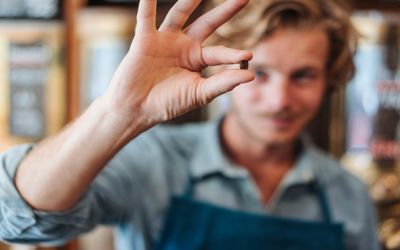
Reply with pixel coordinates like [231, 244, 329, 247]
[185, 174, 334, 224]
[184, 172, 224, 197]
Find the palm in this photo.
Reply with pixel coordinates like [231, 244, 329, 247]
[105, 0, 254, 126]
[136, 35, 204, 120]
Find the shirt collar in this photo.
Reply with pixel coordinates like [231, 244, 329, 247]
[280, 139, 316, 187]
[189, 116, 248, 179]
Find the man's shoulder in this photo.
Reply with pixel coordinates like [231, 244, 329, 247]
[308, 147, 368, 196]
[152, 121, 210, 144]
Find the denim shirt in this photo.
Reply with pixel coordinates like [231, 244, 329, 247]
[0, 118, 380, 250]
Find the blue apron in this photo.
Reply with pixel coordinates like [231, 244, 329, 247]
[154, 174, 345, 250]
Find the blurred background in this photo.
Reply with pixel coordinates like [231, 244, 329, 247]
[0, 0, 399, 249]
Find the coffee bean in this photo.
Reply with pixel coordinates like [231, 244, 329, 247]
[240, 60, 248, 70]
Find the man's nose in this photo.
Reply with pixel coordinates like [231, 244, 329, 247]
[264, 78, 291, 111]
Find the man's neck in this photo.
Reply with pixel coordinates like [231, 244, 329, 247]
[220, 114, 299, 203]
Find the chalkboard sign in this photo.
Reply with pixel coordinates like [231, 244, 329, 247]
[8, 42, 49, 139]
[0, 0, 62, 19]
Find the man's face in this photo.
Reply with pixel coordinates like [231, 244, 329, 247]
[228, 27, 329, 146]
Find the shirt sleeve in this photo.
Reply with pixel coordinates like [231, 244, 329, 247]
[0, 144, 104, 245]
[0, 137, 156, 246]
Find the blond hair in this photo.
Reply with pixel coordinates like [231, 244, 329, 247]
[206, 0, 357, 89]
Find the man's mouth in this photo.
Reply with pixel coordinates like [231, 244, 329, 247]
[269, 117, 293, 129]
[257, 114, 296, 130]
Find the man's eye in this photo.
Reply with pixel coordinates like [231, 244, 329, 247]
[292, 71, 316, 82]
[255, 70, 268, 80]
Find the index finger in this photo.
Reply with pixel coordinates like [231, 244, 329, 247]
[136, 0, 157, 33]
[184, 0, 249, 42]
[159, 0, 202, 31]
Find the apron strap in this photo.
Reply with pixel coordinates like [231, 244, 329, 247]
[313, 181, 333, 224]
[183, 177, 196, 197]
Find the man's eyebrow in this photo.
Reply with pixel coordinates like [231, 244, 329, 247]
[292, 66, 320, 72]
[290, 67, 323, 78]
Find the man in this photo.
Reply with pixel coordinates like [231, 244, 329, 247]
[0, 0, 379, 249]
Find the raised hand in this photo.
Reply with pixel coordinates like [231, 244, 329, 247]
[14, 0, 255, 212]
[103, 0, 255, 130]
